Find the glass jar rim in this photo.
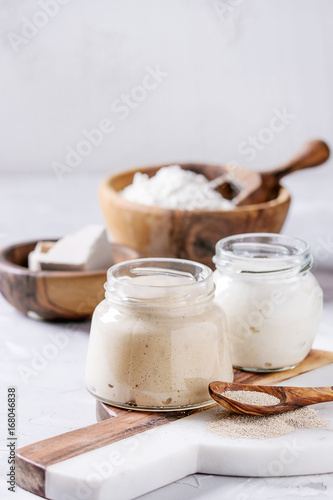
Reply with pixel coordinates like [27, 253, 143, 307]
[105, 257, 214, 306]
[213, 233, 312, 275]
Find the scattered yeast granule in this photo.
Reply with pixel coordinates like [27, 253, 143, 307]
[209, 407, 328, 439]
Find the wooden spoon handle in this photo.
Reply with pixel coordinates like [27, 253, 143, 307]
[262, 140, 330, 184]
[281, 385, 333, 405]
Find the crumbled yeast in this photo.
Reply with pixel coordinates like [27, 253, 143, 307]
[222, 390, 280, 406]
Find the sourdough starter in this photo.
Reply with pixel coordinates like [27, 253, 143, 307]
[86, 267, 233, 410]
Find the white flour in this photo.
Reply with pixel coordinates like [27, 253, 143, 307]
[120, 165, 234, 211]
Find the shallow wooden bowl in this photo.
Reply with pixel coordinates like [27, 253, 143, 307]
[0, 240, 140, 321]
[99, 164, 291, 269]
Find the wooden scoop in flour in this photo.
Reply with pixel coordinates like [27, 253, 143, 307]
[215, 140, 330, 206]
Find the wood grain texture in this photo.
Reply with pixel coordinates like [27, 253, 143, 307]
[0, 241, 140, 320]
[99, 164, 291, 269]
[16, 349, 333, 497]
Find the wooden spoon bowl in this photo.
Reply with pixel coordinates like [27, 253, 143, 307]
[100, 164, 291, 269]
[0, 240, 141, 321]
[209, 381, 333, 416]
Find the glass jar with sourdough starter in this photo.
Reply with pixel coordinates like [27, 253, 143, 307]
[213, 233, 323, 372]
[85, 258, 233, 411]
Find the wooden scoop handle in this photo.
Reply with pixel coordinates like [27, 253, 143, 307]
[262, 140, 330, 185]
[279, 385, 333, 405]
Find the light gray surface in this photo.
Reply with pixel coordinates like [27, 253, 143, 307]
[0, 172, 333, 499]
[1, 1, 333, 176]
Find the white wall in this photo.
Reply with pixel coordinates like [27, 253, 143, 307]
[1, 0, 333, 178]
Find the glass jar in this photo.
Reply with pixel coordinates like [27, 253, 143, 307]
[213, 233, 323, 372]
[85, 258, 233, 411]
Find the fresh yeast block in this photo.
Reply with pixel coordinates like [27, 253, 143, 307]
[28, 241, 55, 271]
[30, 226, 115, 271]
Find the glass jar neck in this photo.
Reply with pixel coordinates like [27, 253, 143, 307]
[104, 258, 215, 308]
[213, 233, 313, 278]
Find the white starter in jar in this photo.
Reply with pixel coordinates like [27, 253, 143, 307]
[85, 258, 233, 411]
[213, 233, 323, 372]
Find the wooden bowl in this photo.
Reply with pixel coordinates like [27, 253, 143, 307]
[0, 240, 141, 321]
[100, 164, 291, 269]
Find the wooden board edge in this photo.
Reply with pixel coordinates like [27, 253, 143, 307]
[234, 349, 333, 385]
[16, 454, 45, 498]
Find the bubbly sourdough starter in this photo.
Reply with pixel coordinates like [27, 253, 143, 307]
[85, 275, 233, 409]
[214, 272, 323, 371]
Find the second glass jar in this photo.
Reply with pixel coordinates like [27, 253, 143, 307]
[213, 233, 323, 372]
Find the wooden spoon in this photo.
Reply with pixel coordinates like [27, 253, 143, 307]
[215, 140, 330, 206]
[209, 381, 333, 416]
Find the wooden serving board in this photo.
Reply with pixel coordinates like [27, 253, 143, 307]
[16, 349, 333, 500]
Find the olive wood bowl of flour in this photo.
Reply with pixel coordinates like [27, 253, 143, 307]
[0, 240, 140, 321]
[100, 164, 291, 269]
